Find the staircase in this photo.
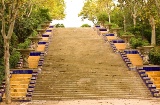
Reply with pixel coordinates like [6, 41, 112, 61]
[32, 28, 152, 100]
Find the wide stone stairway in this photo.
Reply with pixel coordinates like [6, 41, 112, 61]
[32, 28, 152, 100]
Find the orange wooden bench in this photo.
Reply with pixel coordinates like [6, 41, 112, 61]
[28, 56, 40, 68]
[114, 43, 127, 51]
[42, 37, 49, 42]
[36, 45, 45, 51]
[3, 74, 32, 100]
[106, 36, 117, 41]
[127, 54, 143, 66]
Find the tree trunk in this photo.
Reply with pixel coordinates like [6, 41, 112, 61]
[123, 15, 126, 32]
[133, 2, 137, 27]
[149, 16, 156, 45]
[4, 37, 11, 104]
[108, 13, 111, 23]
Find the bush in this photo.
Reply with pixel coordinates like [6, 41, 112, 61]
[130, 37, 150, 49]
[104, 21, 119, 28]
[17, 39, 31, 49]
[14, 8, 52, 43]
[149, 47, 160, 65]
[10, 50, 20, 68]
[81, 24, 91, 27]
[97, 12, 108, 26]
[55, 23, 65, 28]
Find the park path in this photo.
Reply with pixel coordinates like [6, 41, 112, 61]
[31, 27, 152, 100]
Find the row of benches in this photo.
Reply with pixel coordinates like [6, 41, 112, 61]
[138, 67, 160, 97]
[95, 25, 160, 97]
[0, 25, 54, 101]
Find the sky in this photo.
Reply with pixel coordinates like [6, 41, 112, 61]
[52, 0, 94, 27]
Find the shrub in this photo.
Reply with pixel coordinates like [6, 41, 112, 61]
[17, 39, 31, 49]
[97, 12, 108, 26]
[81, 24, 91, 27]
[0, 61, 4, 83]
[10, 50, 20, 68]
[55, 23, 65, 28]
[149, 47, 160, 65]
[130, 37, 150, 49]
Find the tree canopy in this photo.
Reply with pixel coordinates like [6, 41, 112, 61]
[0, 0, 65, 103]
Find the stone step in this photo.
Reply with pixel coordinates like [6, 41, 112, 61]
[33, 90, 148, 94]
[34, 85, 146, 88]
[32, 95, 145, 100]
[32, 28, 152, 100]
[35, 78, 141, 81]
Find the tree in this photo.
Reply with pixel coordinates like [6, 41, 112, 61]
[96, 0, 114, 23]
[0, 0, 24, 103]
[97, 12, 108, 27]
[140, 0, 160, 45]
[118, 0, 141, 27]
[154, 0, 160, 16]
[34, 0, 66, 19]
[0, 0, 65, 104]
[78, 0, 98, 24]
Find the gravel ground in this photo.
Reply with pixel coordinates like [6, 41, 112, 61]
[1, 98, 160, 105]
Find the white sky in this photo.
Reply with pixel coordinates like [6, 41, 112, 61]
[52, 0, 94, 27]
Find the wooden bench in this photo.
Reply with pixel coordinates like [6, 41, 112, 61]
[127, 54, 141, 57]
[10, 80, 30, 84]
[42, 37, 49, 42]
[146, 71, 160, 77]
[100, 31, 108, 36]
[28, 56, 40, 68]
[10, 77, 31, 81]
[114, 43, 126, 51]
[11, 74, 32, 78]
[127, 54, 143, 66]
[36, 45, 45, 51]
[11, 84, 29, 88]
[28, 56, 40, 61]
[106, 36, 117, 41]
[2, 73, 33, 101]
[145, 71, 160, 90]
[3, 92, 27, 98]
[151, 77, 160, 81]
[11, 88, 27, 92]
[155, 84, 160, 89]
[29, 62, 39, 68]
[43, 32, 52, 36]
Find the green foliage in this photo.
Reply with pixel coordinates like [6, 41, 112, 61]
[149, 47, 160, 65]
[130, 37, 150, 49]
[0, 65, 4, 84]
[105, 21, 119, 28]
[78, 0, 98, 24]
[17, 39, 31, 49]
[127, 24, 143, 36]
[119, 31, 134, 37]
[111, 7, 123, 27]
[14, 8, 52, 43]
[97, 12, 108, 25]
[38, 8, 52, 21]
[10, 50, 20, 68]
[31, 30, 38, 37]
[81, 24, 91, 27]
[55, 23, 65, 28]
